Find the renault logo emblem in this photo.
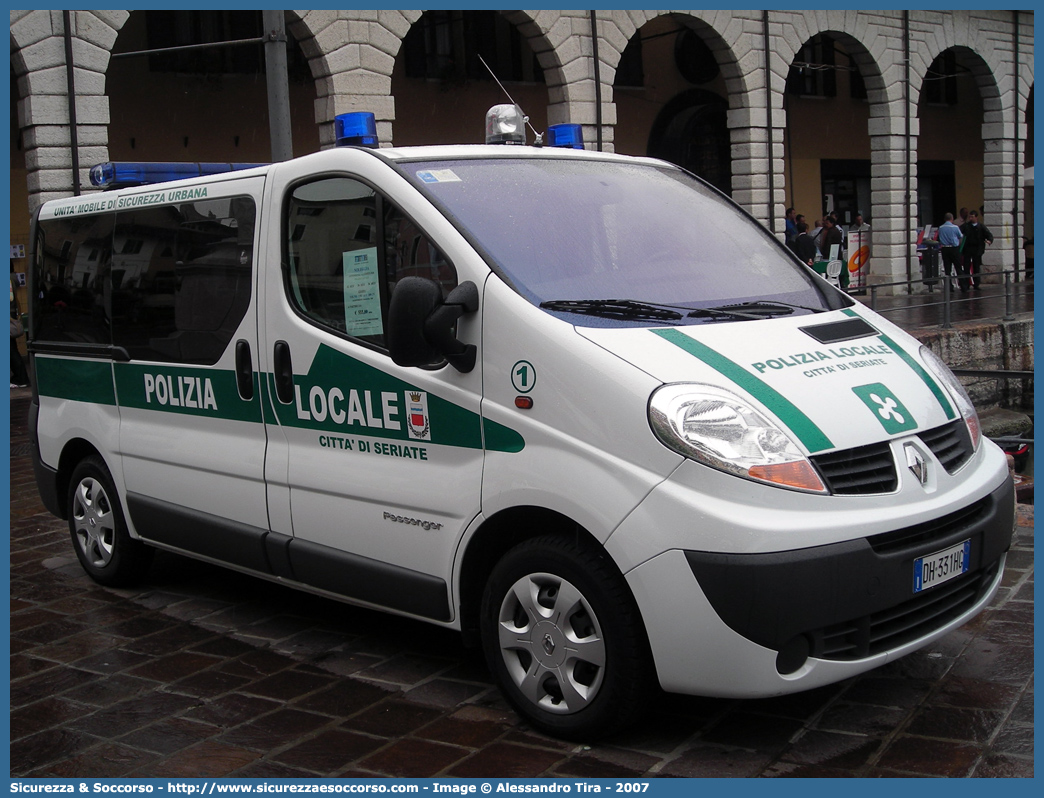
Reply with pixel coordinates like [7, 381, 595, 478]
[542, 633, 556, 655]
[904, 443, 928, 486]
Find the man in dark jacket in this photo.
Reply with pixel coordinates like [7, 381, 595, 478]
[789, 221, 818, 266]
[821, 216, 844, 263]
[960, 210, 993, 289]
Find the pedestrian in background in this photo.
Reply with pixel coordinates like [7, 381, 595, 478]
[821, 216, 843, 263]
[785, 207, 798, 244]
[960, 210, 993, 290]
[937, 212, 964, 291]
[810, 218, 825, 259]
[789, 221, 818, 266]
[10, 293, 29, 387]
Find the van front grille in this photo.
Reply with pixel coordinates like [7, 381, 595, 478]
[919, 419, 974, 474]
[810, 420, 975, 496]
[811, 442, 897, 495]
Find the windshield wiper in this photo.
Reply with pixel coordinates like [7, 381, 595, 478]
[734, 300, 828, 314]
[539, 299, 683, 321]
[686, 300, 825, 320]
[685, 304, 775, 321]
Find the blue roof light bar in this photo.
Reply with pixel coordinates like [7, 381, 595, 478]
[89, 162, 266, 190]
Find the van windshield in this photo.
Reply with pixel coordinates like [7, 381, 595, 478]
[406, 156, 837, 326]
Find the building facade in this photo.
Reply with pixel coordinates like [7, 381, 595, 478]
[10, 9, 1034, 295]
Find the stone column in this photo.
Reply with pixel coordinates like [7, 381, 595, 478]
[12, 10, 123, 210]
[981, 120, 1027, 276]
[868, 115, 919, 287]
[541, 12, 614, 152]
[728, 13, 784, 235]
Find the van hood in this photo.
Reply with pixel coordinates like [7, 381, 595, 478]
[576, 307, 959, 455]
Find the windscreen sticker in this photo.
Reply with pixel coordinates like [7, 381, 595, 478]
[342, 247, 383, 336]
[651, 328, 833, 454]
[416, 169, 462, 184]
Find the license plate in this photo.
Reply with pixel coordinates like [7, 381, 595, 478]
[913, 539, 970, 593]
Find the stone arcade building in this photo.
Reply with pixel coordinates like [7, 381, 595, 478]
[10, 9, 1034, 288]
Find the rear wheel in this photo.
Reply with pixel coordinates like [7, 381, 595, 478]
[480, 535, 653, 739]
[68, 456, 153, 586]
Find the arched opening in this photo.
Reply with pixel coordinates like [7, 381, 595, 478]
[106, 10, 319, 162]
[392, 11, 547, 146]
[646, 90, 730, 194]
[613, 15, 732, 193]
[915, 47, 987, 228]
[783, 33, 874, 228]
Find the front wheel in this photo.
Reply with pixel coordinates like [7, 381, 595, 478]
[68, 456, 153, 586]
[480, 535, 653, 740]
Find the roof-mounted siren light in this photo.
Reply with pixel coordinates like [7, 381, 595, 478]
[89, 162, 266, 190]
[485, 104, 527, 145]
[335, 112, 379, 148]
[547, 123, 584, 150]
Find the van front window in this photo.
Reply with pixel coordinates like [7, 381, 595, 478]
[406, 157, 839, 326]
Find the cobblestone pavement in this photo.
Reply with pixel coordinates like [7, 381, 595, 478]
[9, 390, 1034, 778]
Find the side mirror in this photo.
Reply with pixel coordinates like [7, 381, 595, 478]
[388, 277, 479, 373]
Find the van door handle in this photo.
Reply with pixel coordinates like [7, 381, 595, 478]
[273, 340, 294, 404]
[235, 340, 253, 401]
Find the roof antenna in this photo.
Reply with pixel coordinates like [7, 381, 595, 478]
[478, 54, 543, 146]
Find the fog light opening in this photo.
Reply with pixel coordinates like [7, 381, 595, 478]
[776, 635, 810, 675]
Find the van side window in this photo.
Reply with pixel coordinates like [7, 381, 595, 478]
[286, 177, 456, 352]
[33, 214, 115, 346]
[111, 197, 256, 364]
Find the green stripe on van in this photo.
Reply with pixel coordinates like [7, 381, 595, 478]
[34, 356, 116, 405]
[841, 309, 955, 419]
[651, 328, 834, 454]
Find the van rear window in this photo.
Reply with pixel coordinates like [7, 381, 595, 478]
[33, 196, 255, 365]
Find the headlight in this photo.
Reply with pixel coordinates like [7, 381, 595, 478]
[649, 383, 827, 493]
[919, 346, 981, 450]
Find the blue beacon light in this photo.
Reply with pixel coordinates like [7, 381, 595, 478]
[335, 112, 379, 148]
[546, 123, 585, 149]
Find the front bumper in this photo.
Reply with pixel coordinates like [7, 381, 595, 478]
[685, 477, 1013, 670]
[622, 475, 1014, 698]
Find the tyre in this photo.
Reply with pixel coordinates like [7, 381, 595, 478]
[480, 535, 653, 740]
[68, 456, 154, 586]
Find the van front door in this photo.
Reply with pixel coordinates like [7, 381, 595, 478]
[258, 165, 485, 622]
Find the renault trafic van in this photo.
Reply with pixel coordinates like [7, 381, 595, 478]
[28, 111, 1014, 739]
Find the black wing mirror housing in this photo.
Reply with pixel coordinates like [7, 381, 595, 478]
[388, 277, 479, 373]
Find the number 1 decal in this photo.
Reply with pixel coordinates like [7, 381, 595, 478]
[512, 360, 536, 393]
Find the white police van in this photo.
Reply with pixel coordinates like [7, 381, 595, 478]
[28, 108, 1014, 739]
